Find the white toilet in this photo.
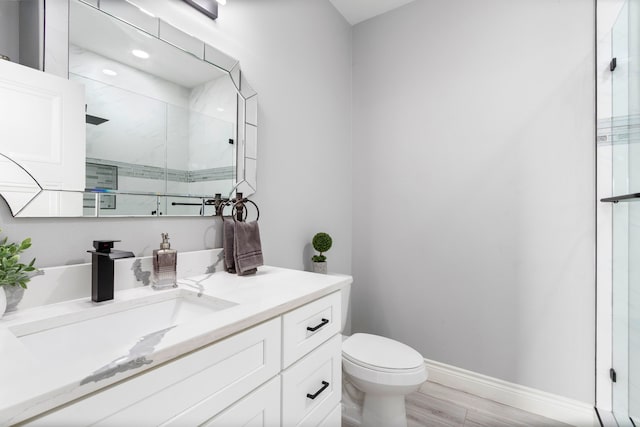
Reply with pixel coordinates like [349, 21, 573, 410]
[340, 284, 428, 427]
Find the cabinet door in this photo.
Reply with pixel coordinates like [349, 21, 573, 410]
[24, 318, 281, 426]
[199, 376, 281, 427]
[0, 59, 85, 216]
[282, 334, 342, 427]
[317, 404, 341, 427]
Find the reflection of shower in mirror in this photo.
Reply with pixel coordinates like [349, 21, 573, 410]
[85, 114, 109, 126]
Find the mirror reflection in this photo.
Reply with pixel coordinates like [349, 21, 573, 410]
[70, 0, 238, 216]
[0, 0, 257, 217]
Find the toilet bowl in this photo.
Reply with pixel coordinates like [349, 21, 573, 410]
[341, 333, 428, 427]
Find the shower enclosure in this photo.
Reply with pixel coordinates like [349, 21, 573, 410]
[601, 0, 640, 424]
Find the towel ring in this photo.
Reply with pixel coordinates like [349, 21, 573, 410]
[217, 201, 233, 219]
[232, 198, 260, 222]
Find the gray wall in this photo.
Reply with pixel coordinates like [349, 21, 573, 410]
[0, 0, 353, 274]
[0, 1, 20, 62]
[19, 0, 43, 70]
[0, 0, 44, 69]
[351, 0, 595, 403]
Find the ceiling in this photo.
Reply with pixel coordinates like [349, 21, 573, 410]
[69, 0, 227, 88]
[328, 0, 416, 25]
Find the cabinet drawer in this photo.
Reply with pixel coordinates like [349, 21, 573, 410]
[282, 334, 342, 427]
[24, 318, 281, 426]
[200, 376, 281, 427]
[282, 292, 340, 368]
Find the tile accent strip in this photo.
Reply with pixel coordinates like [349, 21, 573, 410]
[86, 158, 234, 183]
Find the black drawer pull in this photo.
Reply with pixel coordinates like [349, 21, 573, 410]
[306, 381, 330, 400]
[307, 318, 329, 332]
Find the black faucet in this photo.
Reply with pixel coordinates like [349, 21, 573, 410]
[88, 240, 135, 303]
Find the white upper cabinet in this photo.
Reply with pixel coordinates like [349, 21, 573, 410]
[0, 59, 85, 216]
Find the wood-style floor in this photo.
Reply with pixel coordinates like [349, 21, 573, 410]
[343, 381, 572, 427]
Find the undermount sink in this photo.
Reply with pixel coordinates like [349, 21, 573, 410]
[8, 289, 237, 376]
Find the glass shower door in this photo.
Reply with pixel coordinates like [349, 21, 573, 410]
[611, 0, 640, 424]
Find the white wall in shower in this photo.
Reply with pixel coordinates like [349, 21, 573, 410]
[70, 46, 189, 171]
[352, 0, 595, 403]
[187, 77, 236, 172]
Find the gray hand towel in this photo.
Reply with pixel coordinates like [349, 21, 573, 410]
[223, 218, 236, 274]
[234, 220, 263, 275]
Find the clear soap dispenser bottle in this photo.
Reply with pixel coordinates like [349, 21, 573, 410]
[153, 233, 177, 290]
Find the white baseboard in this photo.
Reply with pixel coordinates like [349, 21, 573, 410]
[422, 358, 598, 427]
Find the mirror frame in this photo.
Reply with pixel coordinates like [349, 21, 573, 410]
[0, 0, 257, 217]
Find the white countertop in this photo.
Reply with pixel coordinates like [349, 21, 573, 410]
[0, 266, 352, 426]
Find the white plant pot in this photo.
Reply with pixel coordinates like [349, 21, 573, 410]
[313, 261, 327, 274]
[4, 285, 24, 312]
[0, 286, 6, 317]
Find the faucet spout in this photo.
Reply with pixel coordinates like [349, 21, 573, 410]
[88, 240, 135, 303]
[109, 249, 136, 260]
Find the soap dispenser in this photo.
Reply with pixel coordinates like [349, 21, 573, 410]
[152, 233, 177, 290]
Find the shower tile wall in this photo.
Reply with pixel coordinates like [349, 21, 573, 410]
[70, 45, 236, 212]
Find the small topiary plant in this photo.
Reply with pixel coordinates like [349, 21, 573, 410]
[311, 232, 332, 263]
[0, 228, 37, 289]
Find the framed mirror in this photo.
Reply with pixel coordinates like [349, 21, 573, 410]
[0, 0, 257, 217]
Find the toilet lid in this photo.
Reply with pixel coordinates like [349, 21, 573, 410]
[342, 333, 424, 370]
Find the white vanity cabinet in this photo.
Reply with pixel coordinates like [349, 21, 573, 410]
[281, 292, 342, 426]
[21, 291, 343, 427]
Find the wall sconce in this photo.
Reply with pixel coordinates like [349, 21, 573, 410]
[181, 0, 223, 20]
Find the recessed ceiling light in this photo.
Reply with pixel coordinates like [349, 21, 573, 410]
[132, 49, 150, 59]
[102, 69, 118, 76]
[217, 107, 225, 112]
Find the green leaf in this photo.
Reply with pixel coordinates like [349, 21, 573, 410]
[0, 230, 37, 289]
[20, 238, 32, 250]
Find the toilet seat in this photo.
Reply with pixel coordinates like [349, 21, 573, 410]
[342, 333, 424, 371]
[343, 353, 425, 374]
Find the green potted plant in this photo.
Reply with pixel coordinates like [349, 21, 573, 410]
[0, 228, 37, 316]
[311, 232, 332, 274]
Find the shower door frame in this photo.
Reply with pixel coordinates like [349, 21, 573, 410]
[597, 0, 640, 425]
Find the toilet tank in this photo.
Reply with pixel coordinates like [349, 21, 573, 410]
[341, 281, 351, 334]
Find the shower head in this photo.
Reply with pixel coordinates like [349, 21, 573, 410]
[86, 114, 109, 125]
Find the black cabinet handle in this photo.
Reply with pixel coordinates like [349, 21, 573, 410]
[307, 318, 329, 332]
[306, 381, 330, 400]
